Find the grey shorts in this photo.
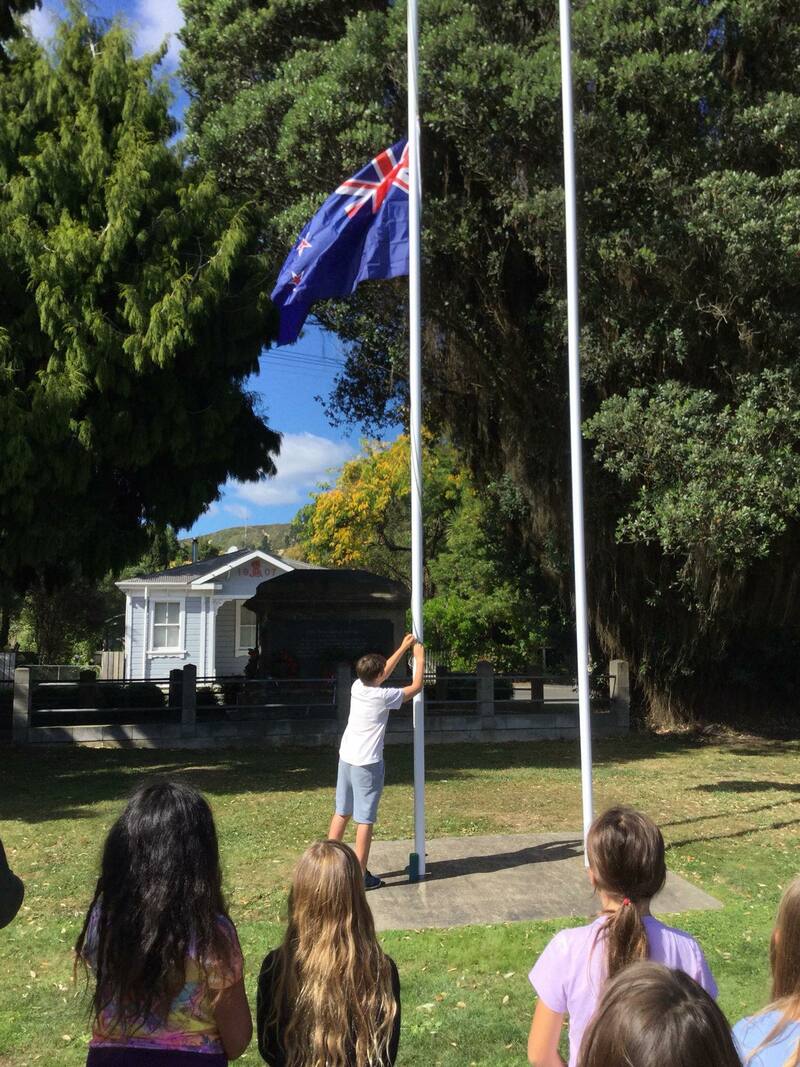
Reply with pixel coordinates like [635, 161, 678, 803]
[335, 758, 385, 824]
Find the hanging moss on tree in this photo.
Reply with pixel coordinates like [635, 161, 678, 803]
[181, 0, 800, 724]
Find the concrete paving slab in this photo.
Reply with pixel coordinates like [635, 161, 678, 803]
[366, 833, 722, 931]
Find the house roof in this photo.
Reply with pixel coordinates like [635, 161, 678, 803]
[116, 548, 322, 588]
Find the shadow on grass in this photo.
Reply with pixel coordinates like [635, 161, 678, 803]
[0, 735, 793, 826]
[661, 795, 800, 832]
[667, 816, 800, 850]
[692, 780, 800, 794]
[378, 837, 584, 882]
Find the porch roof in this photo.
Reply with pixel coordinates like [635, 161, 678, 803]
[116, 548, 322, 589]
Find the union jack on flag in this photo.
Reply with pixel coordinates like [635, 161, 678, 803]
[271, 139, 410, 346]
[336, 142, 410, 218]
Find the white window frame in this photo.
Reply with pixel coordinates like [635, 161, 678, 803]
[235, 600, 258, 657]
[148, 597, 186, 655]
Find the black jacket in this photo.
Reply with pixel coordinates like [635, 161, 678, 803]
[256, 949, 401, 1067]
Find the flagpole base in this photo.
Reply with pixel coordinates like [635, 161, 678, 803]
[408, 852, 421, 883]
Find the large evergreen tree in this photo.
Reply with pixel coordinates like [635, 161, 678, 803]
[0, 9, 281, 594]
[182, 0, 800, 723]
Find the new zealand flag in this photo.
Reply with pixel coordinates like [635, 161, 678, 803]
[270, 140, 410, 345]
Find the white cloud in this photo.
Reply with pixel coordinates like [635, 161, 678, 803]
[231, 433, 355, 508]
[224, 503, 252, 522]
[22, 0, 62, 43]
[132, 0, 183, 69]
[22, 0, 183, 69]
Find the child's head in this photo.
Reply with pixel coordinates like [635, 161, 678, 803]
[356, 652, 386, 685]
[269, 841, 396, 1067]
[102, 778, 223, 896]
[586, 806, 667, 978]
[587, 805, 666, 902]
[772, 874, 800, 1002]
[579, 961, 741, 1067]
[75, 779, 231, 1027]
[287, 839, 376, 948]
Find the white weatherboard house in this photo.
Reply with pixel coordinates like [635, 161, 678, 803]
[116, 549, 319, 680]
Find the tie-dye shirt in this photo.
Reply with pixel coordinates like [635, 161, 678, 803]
[82, 907, 243, 1054]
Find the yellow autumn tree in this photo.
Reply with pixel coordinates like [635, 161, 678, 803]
[294, 435, 468, 588]
[292, 436, 561, 670]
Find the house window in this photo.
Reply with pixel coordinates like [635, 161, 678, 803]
[151, 601, 182, 651]
[236, 602, 257, 656]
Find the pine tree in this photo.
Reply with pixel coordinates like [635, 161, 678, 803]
[0, 8, 281, 596]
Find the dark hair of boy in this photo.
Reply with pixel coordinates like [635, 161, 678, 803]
[579, 961, 740, 1067]
[74, 779, 236, 1030]
[586, 806, 667, 979]
[356, 653, 387, 684]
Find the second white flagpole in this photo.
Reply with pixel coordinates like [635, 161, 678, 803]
[407, 0, 426, 878]
[558, 0, 594, 853]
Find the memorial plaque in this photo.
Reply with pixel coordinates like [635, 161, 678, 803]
[265, 619, 394, 677]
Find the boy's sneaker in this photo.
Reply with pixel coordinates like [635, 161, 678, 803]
[364, 870, 384, 891]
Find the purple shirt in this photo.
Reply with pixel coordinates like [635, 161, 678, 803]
[529, 915, 718, 1067]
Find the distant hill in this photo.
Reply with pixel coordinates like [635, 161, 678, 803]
[180, 523, 299, 556]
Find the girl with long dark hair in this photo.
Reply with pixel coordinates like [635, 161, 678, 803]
[256, 840, 400, 1067]
[527, 806, 717, 1067]
[75, 780, 251, 1066]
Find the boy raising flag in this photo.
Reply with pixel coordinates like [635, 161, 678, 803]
[328, 636, 425, 890]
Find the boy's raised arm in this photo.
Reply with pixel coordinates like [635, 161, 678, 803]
[379, 633, 416, 683]
[401, 642, 425, 702]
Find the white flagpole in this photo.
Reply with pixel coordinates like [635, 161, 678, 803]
[558, 0, 594, 853]
[407, 0, 426, 878]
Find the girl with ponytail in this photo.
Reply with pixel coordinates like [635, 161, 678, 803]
[526, 806, 717, 1067]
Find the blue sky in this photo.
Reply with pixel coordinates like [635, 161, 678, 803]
[26, 0, 398, 536]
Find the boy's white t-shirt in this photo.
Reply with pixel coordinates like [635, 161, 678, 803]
[339, 679, 406, 766]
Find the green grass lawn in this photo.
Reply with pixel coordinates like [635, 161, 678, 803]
[1, 735, 798, 1066]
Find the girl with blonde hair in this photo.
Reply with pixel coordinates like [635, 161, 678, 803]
[256, 840, 400, 1067]
[734, 875, 800, 1066]
[527, 806, 717, 1067]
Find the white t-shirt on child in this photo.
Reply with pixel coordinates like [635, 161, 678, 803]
[339, 680, 405, 766]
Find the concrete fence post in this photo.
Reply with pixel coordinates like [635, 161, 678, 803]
[168, 668, 183, 709]
[12, 667, 32, 745]
[181, 664, 197, 738]
[434, 664, 448, 701]
[477, 660, 494, 728]
[336, 662, 351, 732]
[609, 658, 630, 731]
